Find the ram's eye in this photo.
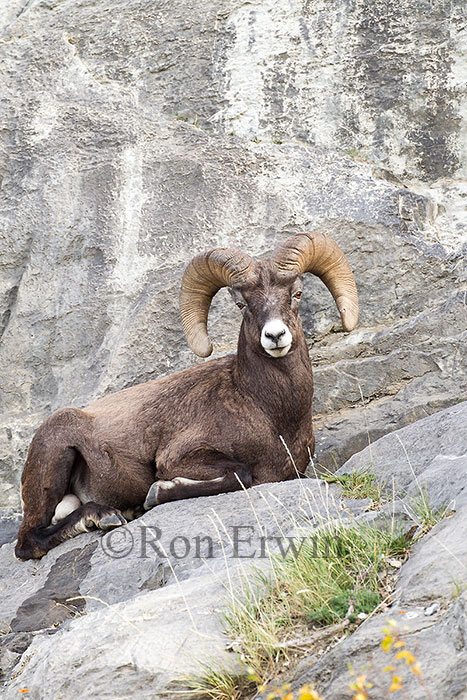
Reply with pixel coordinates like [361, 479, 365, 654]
[236, 302, 246, 310]
[293, 290, 302, 300]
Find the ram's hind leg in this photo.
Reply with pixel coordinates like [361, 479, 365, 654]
[15, 407, 123, 560]
[144, 464, 253, 509]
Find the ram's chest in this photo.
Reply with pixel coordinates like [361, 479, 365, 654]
[236, 411, 313, 483]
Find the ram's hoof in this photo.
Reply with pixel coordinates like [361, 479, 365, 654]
[144, 480, 174, 510]
[144, 482, 159, 510]
[99, 513, 127, 530]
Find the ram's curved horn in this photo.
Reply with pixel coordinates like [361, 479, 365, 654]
[180, 248, 255, 357]
[271, 231, 359, 331]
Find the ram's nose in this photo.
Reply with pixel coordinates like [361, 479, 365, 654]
[261, 319, 293, 357]
[264, 328, 286, 344]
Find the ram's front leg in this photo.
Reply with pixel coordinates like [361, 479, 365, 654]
[143, 455, 252, 510]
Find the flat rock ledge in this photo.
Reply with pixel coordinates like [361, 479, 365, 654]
[1, 401, 467, 699]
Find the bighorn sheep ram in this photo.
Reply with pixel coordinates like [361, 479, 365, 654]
[15, 232, 358, 560]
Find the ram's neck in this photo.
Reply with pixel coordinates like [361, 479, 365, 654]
[234, 325, 314, 435]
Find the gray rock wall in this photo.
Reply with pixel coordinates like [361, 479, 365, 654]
[0, 0, 466, 510]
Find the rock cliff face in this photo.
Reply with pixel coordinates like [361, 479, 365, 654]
[0, 0, 466, 512]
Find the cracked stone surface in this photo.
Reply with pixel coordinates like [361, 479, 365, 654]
[1, 0, 466, 512]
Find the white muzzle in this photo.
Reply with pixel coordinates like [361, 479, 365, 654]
[261, 319, 292, 358]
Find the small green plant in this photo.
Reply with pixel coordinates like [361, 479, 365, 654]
[451, 578, 467, 600]
[181, 664, 254, 700]
[404, 488, 453, 536]
[345, 147, 367, 162]
[250, 135, 261, 143]
[175, 113, 202, 128]
[308, 588, 381, 625]
[320, 468, 384, 506]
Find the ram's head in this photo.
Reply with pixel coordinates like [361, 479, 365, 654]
[180, 232, 359, 359]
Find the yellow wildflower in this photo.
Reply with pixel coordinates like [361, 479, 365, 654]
[381, 634, 393, 652]
[349, 673, 373, 699]
[298, 684, 325, 700]
[395, 649, 416, 665]
[389, 675, 403, 692]
[410, 661, 422, 677]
